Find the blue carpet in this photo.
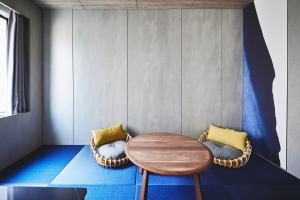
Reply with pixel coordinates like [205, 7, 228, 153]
[135, 185, 196, 200]
[135, 155, 293, 187]
[49, 185, 136, 200]
[135, 170, 229, 200]
[0, 146, 83, 186]
[136, 171, 194, 186]
[135, 185, 300, 200]
[201, 153, 300, 186]
[226, 186, 300, 200]
[135, 170, 223, 186]
[51, 146, 137, 185]
[84, 186, 135, 200]
[135, 153, 300, 200]
[135, 185, 234, 200]
[1, 145, 300, 200]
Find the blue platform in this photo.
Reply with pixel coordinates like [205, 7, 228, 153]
[0, 145, 83, 186]
[50, 146, 137, 200]
[51, 146, 137, 185]
[48, 185, 136, 200]
[1, 145, 300, 200]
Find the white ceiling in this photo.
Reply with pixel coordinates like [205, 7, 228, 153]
[32, 0, 253, 9]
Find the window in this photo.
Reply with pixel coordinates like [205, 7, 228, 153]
[0, 6, 29, 116]
[0, 15, 7, 115]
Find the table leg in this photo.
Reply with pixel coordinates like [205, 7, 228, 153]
[193, 174, 203, 200]
[140, 169, 148, 200]
[139, 167, 144, 174]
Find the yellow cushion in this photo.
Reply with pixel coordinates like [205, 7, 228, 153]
[207, 125, 248, 151]
[92, 124, 126, 147]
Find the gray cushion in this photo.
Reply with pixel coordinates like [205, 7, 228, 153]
[97, 140, 126, 159]
[203, 140, 243, 160]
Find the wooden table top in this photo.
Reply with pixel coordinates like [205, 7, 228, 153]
[125, 132, 213, 176]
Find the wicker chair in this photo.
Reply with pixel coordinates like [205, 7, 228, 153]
[198, 131, 252, 168]
[90, 132, 132, 168]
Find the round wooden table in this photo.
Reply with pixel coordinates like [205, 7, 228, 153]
[125, 132, 213, 200]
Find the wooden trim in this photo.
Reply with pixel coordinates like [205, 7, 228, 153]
[33, 0, 253, 9]
[0, 14, 8, 21]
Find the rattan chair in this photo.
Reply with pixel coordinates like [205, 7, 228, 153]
[198, 131, 252, 168]
[90, 132, 132, 168]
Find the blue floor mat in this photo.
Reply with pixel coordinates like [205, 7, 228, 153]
[51, 146, 137, 185]
[134, 153, 300, 200]
[135, 185, 234, 200]
[135, 185, 196, 200]
[226, 186, 300, 200]
[135, 170, 223, 187]
[2, 145, 300, 200]
[84, 185, 136, 200]
[135, 153, 300, 187]
[49, 185, 136, 200]
[0, 146, 83, 186]
[135, 185, 300, 200]
[201, 153, 300, 186]
[136, 171, 194, 186]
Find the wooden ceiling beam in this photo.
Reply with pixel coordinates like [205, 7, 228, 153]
[33, 0, 254, 9]
[80, 0, 137, 9]
[193, 0, 253, 9]
[136, 0, 195, 9]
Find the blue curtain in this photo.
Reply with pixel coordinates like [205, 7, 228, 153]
[243, 3, 281, 165]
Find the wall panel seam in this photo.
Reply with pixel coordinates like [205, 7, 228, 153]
[127, 9, 129, 130]
[286, 0, 289, 171]
[242, 10, 244, 131]
[42, 12, 45, 144]
[72, 9, 75, 144]
[220, 9, 223, 126]
[180, 9, 183, 135]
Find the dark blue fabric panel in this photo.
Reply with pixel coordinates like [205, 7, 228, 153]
[0, 146, 83, 186]
[51, 146, 137, 185]
[243, 2, 281, 165]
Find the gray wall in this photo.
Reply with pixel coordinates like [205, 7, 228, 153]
[288, 0, 300, 178]
[128, 10, 181, 134]
[0, 0, 43, 170]
[73, 10, 127, 144]
[43, 10, 73, 144]
[43, 9, 243, 144]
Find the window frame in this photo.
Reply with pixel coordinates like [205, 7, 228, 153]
[0, 13, 8, 20]
[0, 14, 8, 117]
